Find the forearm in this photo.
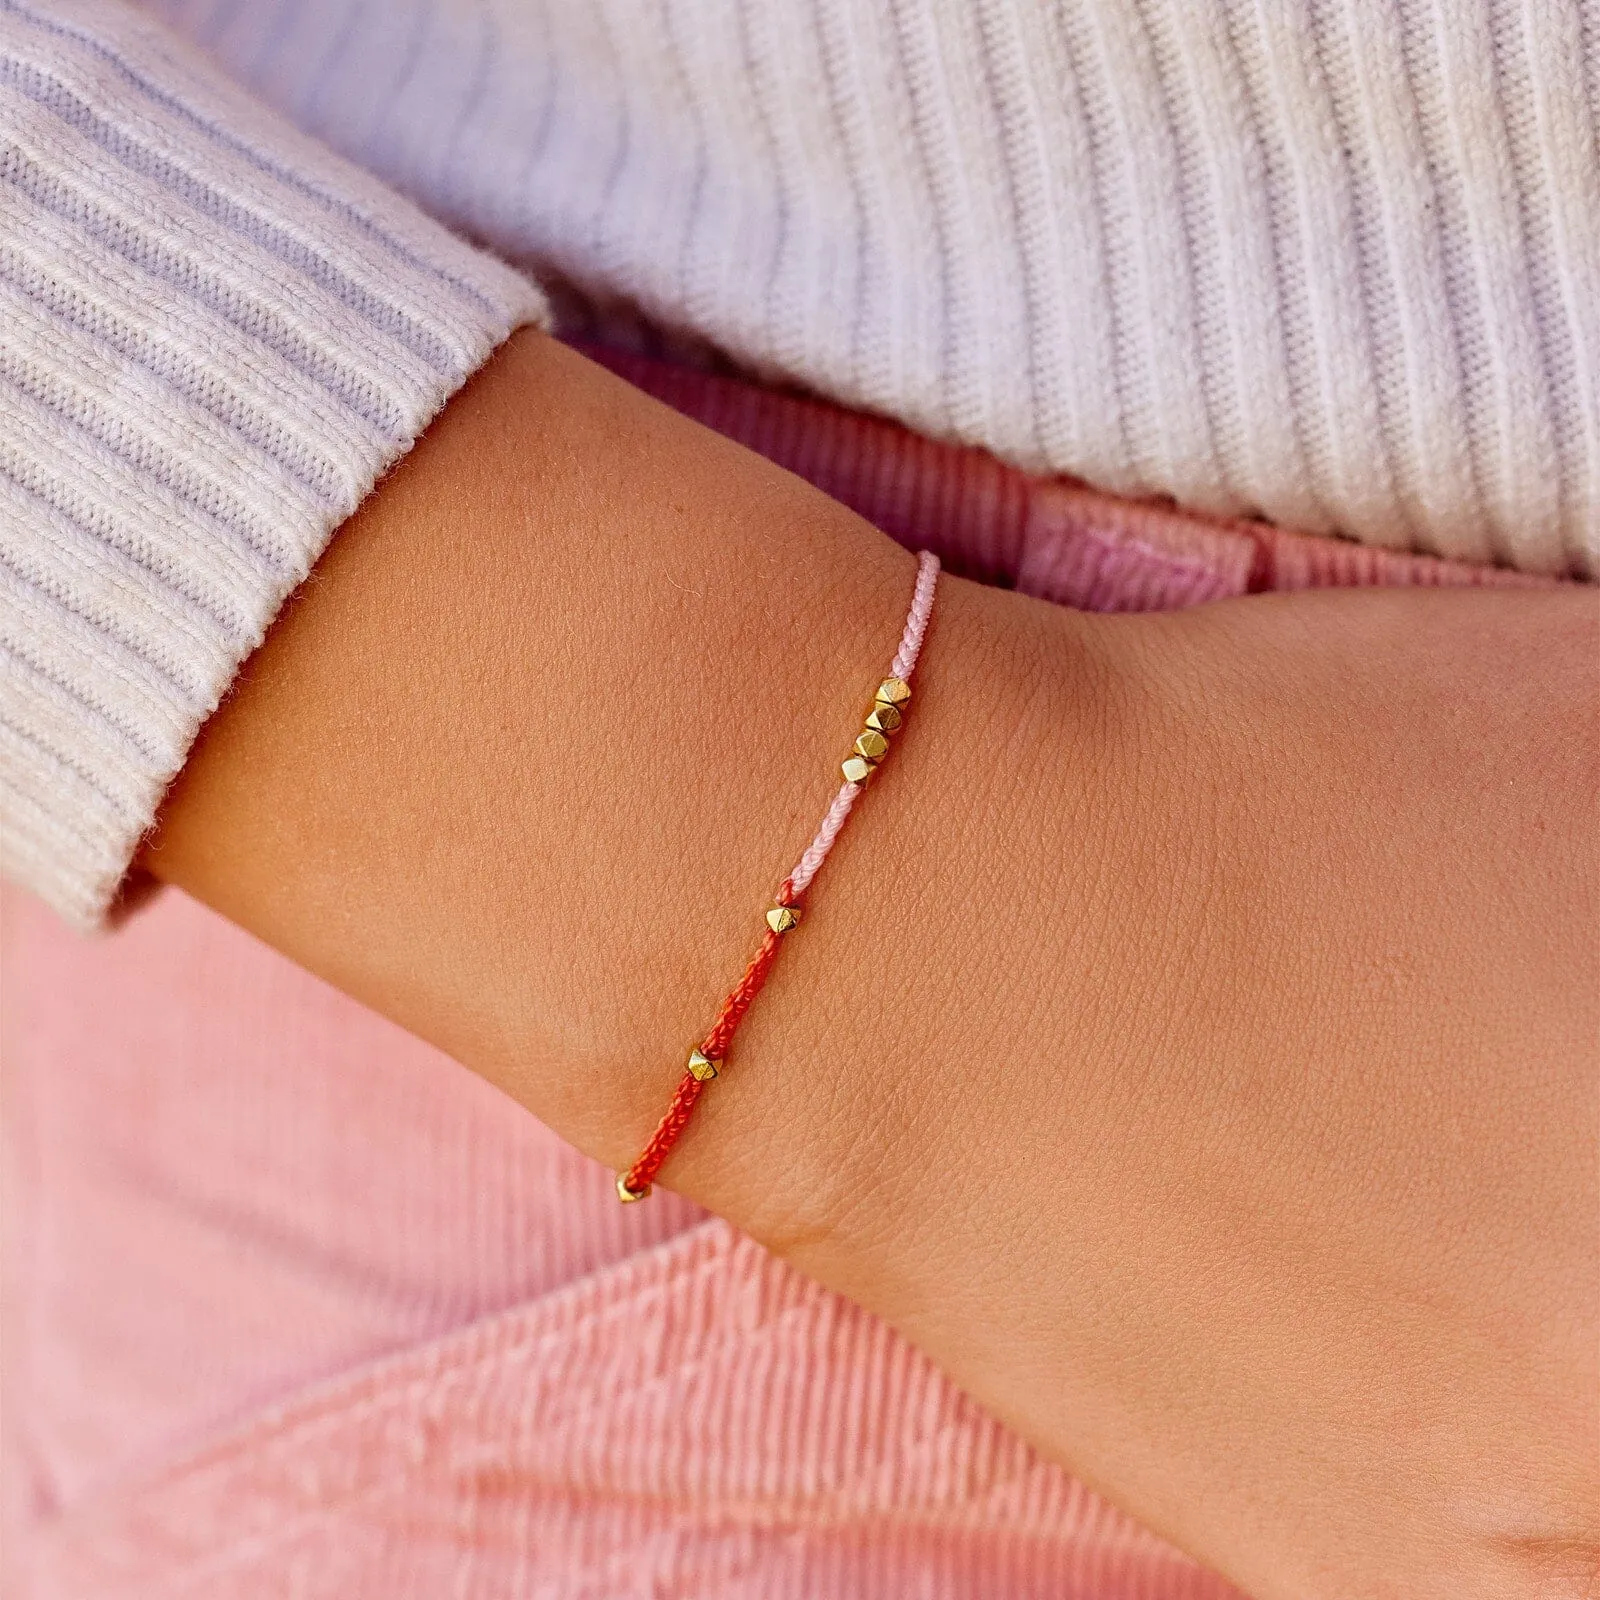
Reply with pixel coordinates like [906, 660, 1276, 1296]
[135, 328, 1097, 1238]
[140, 329, 1599, 1599]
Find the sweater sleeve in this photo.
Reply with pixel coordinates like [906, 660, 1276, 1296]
[0, 0, 549, 929]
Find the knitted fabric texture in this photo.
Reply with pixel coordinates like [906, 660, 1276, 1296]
[0, 0, 547, 927]
[135, 0, 1600, 577]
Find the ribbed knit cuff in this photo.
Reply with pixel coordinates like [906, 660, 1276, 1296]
[0, 0, 548, 928]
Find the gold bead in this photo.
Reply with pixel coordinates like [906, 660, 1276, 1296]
[875, 677, 912, 708]
[687, 1048, 721, 1081]
[854, 729, 891, 762]
[617, 1172, 651, 1203]
[766, 905, 801, 933]
[841, 754, 877, 783]
[865, 703, 902, 734]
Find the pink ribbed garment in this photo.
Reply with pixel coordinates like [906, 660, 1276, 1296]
[2, 351, 1546, 1600]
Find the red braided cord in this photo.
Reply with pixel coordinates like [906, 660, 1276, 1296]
[622, 1071, 705, 1192]
[621, 883, 802, 1192]
[703, 927, 783, 1058]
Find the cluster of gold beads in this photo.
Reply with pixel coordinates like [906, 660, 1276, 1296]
[841, 677, 911, 783]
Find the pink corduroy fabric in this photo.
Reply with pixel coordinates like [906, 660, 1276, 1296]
[2, 350, 1548, 1600]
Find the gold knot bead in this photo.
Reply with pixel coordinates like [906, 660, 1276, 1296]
[686, 1048, 721, 1081]
[864, 703, 902, 734]
[766, 905, 801, 933]
[616, 1173, 651, 1203]
[875, 677, 912, 708]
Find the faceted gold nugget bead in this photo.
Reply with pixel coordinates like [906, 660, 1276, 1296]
[766, 905, 801, 933]
[687, 1048, 720, 1081]
[854, 729, 891, 762]
[865, 703, 902, 734]
[617, 1173, 651, 1203]
[841, 754, 877, 783]
[875, 677, 912, 708]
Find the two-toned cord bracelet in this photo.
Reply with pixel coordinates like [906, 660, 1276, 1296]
[616, 549, 942, 1202]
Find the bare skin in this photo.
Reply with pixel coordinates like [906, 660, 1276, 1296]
[140, 330, 1599, 1600]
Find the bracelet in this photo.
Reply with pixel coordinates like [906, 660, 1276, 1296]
[616, 550, 942, 1202]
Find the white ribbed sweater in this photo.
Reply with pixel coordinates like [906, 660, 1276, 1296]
[3, 0, 1597, 926]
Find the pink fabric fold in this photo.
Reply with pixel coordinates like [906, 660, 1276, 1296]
[28, 1214, 1235, 1599]
[3, 349, 1565, 1598]
[579, 344, 1550, 611]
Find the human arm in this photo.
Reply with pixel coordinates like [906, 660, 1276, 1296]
[140, 328, 1600, 1600]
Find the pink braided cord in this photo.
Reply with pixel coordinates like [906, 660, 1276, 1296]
[786, 550, 940, 896]
[788, 781, 860, 895]
[889, 550, 940, 681]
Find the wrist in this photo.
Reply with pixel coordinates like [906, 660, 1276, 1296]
[138, 329, 1049, 1222]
